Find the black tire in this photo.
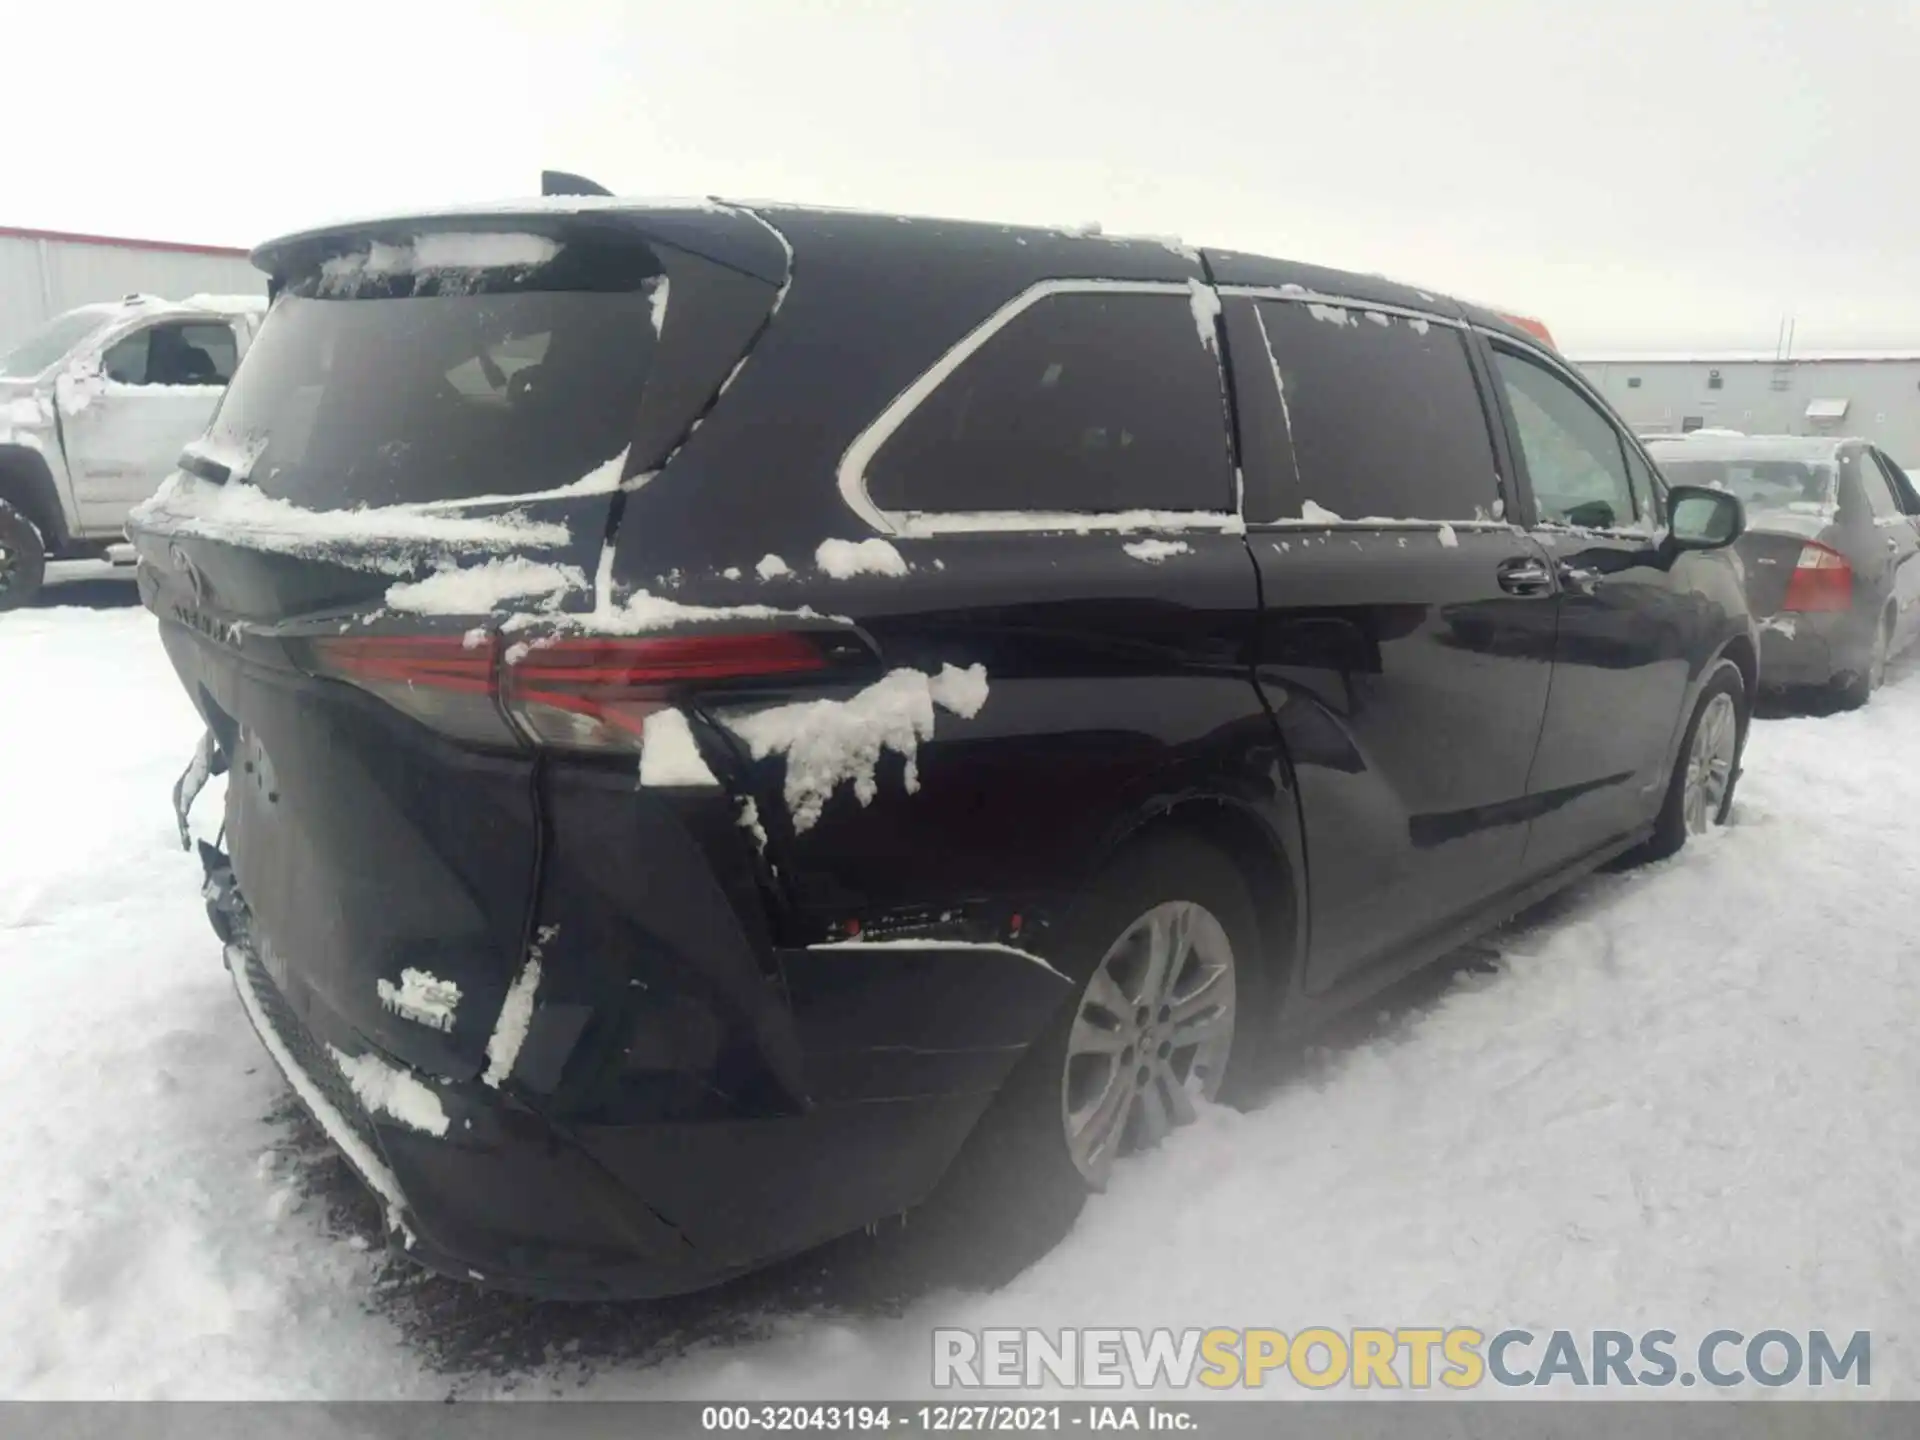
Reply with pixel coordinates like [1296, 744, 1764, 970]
[1631, 660, 1748, 864]
[0, 500, 48, 612]
[906, 832, 1269, 1288]
[1833, 610, 1892, 710]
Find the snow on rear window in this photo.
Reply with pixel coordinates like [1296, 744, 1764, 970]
[130, 470, 570, 572]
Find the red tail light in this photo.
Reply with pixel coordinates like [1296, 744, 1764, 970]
[1781, 541, 1853, 613]
[310, 634, 511, 745]
[502, 633, 827, 753]
[309, 630, 830, 753]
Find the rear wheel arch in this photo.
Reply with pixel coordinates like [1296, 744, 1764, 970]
[1717, 631, 1757, 706]
[1635, 657, 1748, 863]
[1090, 795, 1302, 1003]
[0, 446, 70, 554]
[1668, 635, 1753, 770]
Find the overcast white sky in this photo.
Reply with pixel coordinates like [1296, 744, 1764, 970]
[10, 0, 1917, 351]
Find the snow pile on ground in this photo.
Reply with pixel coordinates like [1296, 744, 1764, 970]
[723, 664, 989, 832]
[0, 606, 428, 1399]
[3, 586, 1920, 1399]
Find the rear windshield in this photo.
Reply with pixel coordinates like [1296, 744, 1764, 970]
[200, 235, 663, 507]
[0, 308, 113, 379]
[1654, 455, 1838, 516]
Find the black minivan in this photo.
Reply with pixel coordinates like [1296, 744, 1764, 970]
[130, 196, 1754, 1299]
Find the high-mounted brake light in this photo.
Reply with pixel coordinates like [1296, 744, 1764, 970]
[1781, 541, 1853, 614]
[308, 630, 830, 754]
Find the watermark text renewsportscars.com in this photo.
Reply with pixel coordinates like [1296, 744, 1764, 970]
[932, 1327, 1871, 1391]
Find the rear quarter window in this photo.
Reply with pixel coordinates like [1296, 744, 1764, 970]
[862, 289, 1235, 517]
[1254, 301, 1501, 522]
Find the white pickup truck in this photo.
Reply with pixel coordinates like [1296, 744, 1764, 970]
[0, 293, 268, 608]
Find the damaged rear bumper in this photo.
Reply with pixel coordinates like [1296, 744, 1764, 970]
[224, 933, 1021, 1298]
[225, 938, 700, 1296]
[215, 899, 1064, 1300]
[178, 708, 1072, 1299]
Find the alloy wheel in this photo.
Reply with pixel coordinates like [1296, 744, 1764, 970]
[1061, 900, 1236, 1186]
[1683, 692, 1738, 834]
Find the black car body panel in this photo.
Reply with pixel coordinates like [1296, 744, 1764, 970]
[608, 208, 1209, 583]
[131, 199, 1754, 1299]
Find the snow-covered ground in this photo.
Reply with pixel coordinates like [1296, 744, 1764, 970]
[3, 578, 1918, 1399]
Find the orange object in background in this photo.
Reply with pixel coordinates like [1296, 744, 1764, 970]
[1497, 311, 1557, 348]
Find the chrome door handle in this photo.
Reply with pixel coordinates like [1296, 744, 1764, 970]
[1497, 557, 1553, 596]
[1558, 564, 1599, 595]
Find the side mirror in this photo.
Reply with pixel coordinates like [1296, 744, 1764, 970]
[1667, 484, 1745, 551]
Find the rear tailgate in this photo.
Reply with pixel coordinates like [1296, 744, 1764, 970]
[131, 205, 787, 1082]
[148, 607, 537, 1081]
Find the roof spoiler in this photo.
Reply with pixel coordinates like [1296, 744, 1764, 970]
[541, 170, 614, 198]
